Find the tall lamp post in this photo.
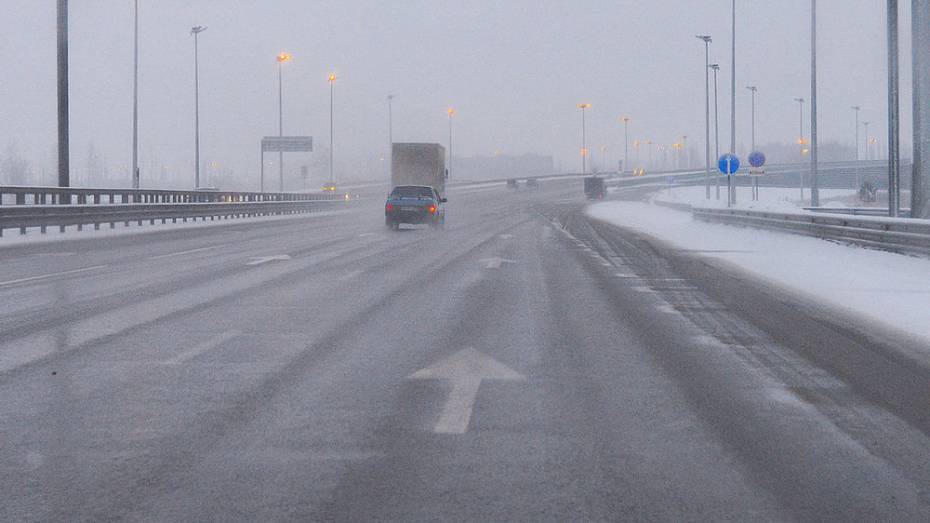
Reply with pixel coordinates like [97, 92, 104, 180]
[711, 64, 721, 199]
[276, 52, 291, 191]
[57, 0, 69, 188]
[132, 0, 139, 188]
[696, 35, 712, 198]
[387, 94, 394, 175]
[447, 107, 455, 178]
[578, 103, 591, 173]
[887, 0, 901, 217]
[621, 117, 630, 174]
[729, 0, 737, 156]
[191, 26, 207, 189]
[328, 73, 336, 187]
[810, 0, 819, 206]
[746, 86, 757, 151]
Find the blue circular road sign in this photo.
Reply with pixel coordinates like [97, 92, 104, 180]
[717, 153, 740, 175]
[749, 151, 766, 168]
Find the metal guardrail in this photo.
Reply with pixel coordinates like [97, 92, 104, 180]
[0, 185, 348, 236]
[692, 207, 930, 256]
[803, 206, 912, 218]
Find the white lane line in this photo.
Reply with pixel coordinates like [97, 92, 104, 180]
[0, 265, 109, 288]
[499, 234, 514, 240]
[338, 269, 364, 281]
[161, 330, 242, 365]
[150, 245, 223, 260]
[246, 254, 292, 266]
[479, 257, 516, 269]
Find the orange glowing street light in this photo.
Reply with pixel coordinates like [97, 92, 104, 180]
[277, 52, 291, 63]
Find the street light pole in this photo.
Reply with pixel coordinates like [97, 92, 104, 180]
[887, 0, 901, 217]
[328, 73, 336, 186]
[447, 107, 455, 178]
[57, 0, 69, 188]
[730, 0, 737, 156]
[276, 52, 290, 192]
[810, 0, 819, 206]
[621, 117, 630, 174]
[912, 0, 930, 218]
[191, 26, 206, 189]
[578, 103, 591, 173]
[696, 35, 712, 198]
[132, 0, 139, 189]
[711, 64, 721, 199]
[387, 94, 394, 176]
[746, 86, 757, 151]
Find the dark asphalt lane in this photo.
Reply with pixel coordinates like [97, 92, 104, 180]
[2, 179, 930, 521]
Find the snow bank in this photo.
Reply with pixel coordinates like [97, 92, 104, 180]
[587, 201, 930, 343]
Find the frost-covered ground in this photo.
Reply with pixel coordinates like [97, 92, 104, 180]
[588, 200, 930, 343]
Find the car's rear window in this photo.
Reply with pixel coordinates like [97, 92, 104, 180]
[391, 186, 433, 198]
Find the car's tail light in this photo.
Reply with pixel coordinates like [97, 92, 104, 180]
[385, 203, 394, 211]
[428, 205, 437, 214]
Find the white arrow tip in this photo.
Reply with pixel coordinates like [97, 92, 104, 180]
[408, 348, 525, 381]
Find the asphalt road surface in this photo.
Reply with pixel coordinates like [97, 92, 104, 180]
[3, 178, 930, 521]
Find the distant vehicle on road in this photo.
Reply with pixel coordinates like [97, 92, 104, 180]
[506, 179, 519, 189]
[525, 178, 540, 189]
[321, 183, 337, 192]
[385, 185, 445, 229]
[584, 176, 605, 200]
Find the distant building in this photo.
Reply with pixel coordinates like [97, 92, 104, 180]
[451, 153, 554, 181]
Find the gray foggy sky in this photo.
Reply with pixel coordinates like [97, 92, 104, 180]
[0, 1, 910, 188]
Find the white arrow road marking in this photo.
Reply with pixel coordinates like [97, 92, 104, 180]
[408, 348, 525, 434]
[246, 254, 292, 266]
[499, 234, 514, 240]
[478, 257, 516, 269]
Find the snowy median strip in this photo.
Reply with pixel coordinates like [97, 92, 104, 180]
[587, 201, 930, 344]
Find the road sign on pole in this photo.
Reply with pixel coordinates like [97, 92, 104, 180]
[718, 153, 739, 208]
[260, 136, 313, 192]
[717, 153, 740, 175]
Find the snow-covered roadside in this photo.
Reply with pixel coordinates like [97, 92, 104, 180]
[650, 184, 862, 212]
[0, 208, 351, 249]
[587, 201, 930, 343]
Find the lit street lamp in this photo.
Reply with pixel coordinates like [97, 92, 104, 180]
[328, 72, 336, 187]
[191, 25, 207, 189]
[696, 34, 712, 198]
[276, 51, 291, 191]
[578, 103, 591, 173]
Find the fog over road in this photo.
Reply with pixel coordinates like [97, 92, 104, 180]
[2, 180, 930, 520]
